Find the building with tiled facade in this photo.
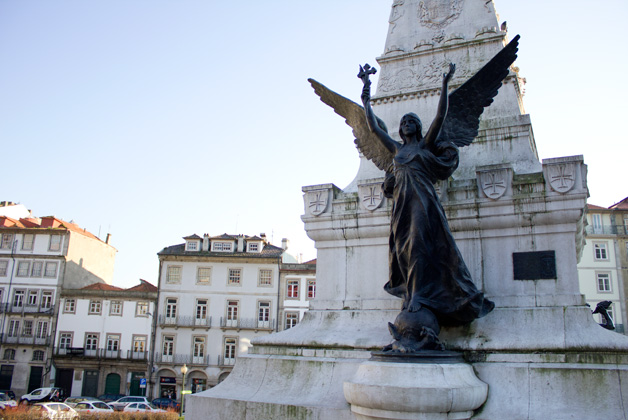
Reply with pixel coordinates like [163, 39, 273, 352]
[52, 281, 157, 398]
[0, 202, 116, 396]
[578, 199, 628, 334]
[152, 233, 294, 399]
[278, 260, 316, 331]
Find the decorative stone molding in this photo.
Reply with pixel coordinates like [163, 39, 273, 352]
[542, 155, 585, 195]
[417, 0, 465, 30]
[358, 180, 385, 212]
[476, 164, 513, 200]
[302, 184, 338, 217]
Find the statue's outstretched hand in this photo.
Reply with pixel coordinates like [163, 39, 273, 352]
[361, 83, 371, 106]
[443, 63, 455, 84]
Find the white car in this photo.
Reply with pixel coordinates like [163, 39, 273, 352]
[28, 402, 79, 420]
[0, 391, 17, 409]
[73, 401, 114, 414]
[123, 402, 167, 413]
[20, 387, 64, 404]
[109, 396, 150, 411]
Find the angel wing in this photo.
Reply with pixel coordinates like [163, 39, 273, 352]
[437, 34, 520, 148]
[308, 78, 395, 172]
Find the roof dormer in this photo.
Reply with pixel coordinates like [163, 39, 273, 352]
[183, 234, 202, 252]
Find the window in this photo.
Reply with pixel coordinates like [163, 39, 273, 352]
[28, 290, 39, 306]
[287, 279, 299, 299]
[23, 320, 33, 336]
[597, 273, 611, 292]
[223, 337, 236, 364]
[226, 300, 239, 326]
[8, 320, 19, 337]
[186, 241, 198, 251]
[135, 301, 149, 316]
[16, 261, 30, 277]
[0, 234, 13, 250]
[3, 349, 15, 360]
[197, 267, 211, 284]
[31, 261, 43, 277]
[193, 336, 205, 361]
[59, 333, 73, 349]
[592, 214, 602, 233]
[133, 336, 146, 353]
[22, 234, 34, 251]
[85, 333, 99, 350]
[110, 301, 123, 316]
[0, 260, 7, 276]
[32, 350, 44, 361]
[12, 290, 24, 308]
[162, 336, 174, 357]
[165, 298, 177, 320]
[247, 242, 260, 252]
[307, 279, 316, 298]
[49, 234, 62, 251]
[285, 312, 299, 329]
[166, 266, 181, 284]
[106, 334, 120, 351]
[41, 291, 53, 309]
[228, 268, 241, 285]
[258, 301, 270, 327]
[594, 243, 609, 261]
[64, 299, 76, 313]
[212, 241, 232, 252]
[196, 299, 208, 321]
[89, 300, 102, 315]
[44, 262, 58, 278]
[258, 269, 272, 286]
[36, 321, 48, 339]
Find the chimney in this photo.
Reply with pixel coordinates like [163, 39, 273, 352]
[237, 236, 245, 252]
[202, 234, 210, 251]
[105, 233, 111, 244]
[281, 238, 289, 250]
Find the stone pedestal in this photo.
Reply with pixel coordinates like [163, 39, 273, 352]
[344, 359, 488, 420]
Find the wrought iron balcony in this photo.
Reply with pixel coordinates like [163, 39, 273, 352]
[0, 303, 55, 315]
[53, 347, 149, 361]
[153, 352, 212, 366]
[219, 317, 276, 331]
[0, 333, 51, 346]
[158, 315, 212, 328]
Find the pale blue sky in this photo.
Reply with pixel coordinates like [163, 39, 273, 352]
[1, 1, 626, 287]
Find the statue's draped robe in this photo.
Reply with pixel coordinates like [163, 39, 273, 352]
[384, 141, 494, 326]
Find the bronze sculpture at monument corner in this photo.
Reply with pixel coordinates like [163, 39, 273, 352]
[309, 35, 521, 352]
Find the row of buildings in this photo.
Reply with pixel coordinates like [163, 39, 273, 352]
[2, 197, 627, 401]
[0, 202, 315, 400]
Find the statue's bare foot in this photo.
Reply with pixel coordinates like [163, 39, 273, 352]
[407, 299, 422, 312]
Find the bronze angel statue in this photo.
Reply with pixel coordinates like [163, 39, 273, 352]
[309, 35, 520, 351]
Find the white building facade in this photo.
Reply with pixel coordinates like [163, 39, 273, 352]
[278, 260, 316, 331]
[52, 281, 157, 398]
[578, 204, 627, 333]
[152, 233, 289, 399]
[0, 209, 116, 397]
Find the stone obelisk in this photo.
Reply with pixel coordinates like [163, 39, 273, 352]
[186, 1, 628, 419]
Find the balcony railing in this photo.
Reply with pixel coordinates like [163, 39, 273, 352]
[219, 317, 276, 331]
[53, 347, 148, 361]
[0, 333, 51, 346]
[217, 355, 235, 367]
[0, 303, 55, 315]
[153, 352, 212, 365]
[585, 224, 628, 236]
[158, 315, 212, 328]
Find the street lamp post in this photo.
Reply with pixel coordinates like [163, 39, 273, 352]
[180, 364, 188, 417]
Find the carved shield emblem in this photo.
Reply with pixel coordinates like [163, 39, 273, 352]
[418, 0, 464, 30]
[479, 170, 508, 200]
[358, 184, 384, 211]
[306, 190, 329, 216]
[547, 163, 576, 193]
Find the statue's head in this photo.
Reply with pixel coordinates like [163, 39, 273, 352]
[399, 113, 422, 143]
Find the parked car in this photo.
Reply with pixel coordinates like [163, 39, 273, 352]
[97, 393, 126, 403]
[20, 388, 65, 405]
[28, 402, 79, 419]
[73, 401, 114, 415]
[0, 391, 17, 410]
[63, 396, 100, 407]
[151, 397, 181, 411]
[109, 396, 150, 411]
[0, 390, 16, 401]
[123, 402, 166, 413]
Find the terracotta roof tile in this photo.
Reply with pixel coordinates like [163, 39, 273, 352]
[587, 204, 606, 210]
[80, 283, 124, 291]
[127, 279, 158, 292]
[609, 197, 628, 210]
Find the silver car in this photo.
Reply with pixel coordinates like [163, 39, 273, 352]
[28, 402, 79, 420]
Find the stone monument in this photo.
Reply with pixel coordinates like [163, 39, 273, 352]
[186, 1, 628, 419]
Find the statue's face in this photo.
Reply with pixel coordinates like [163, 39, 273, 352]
[400, 117, 419, 137]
